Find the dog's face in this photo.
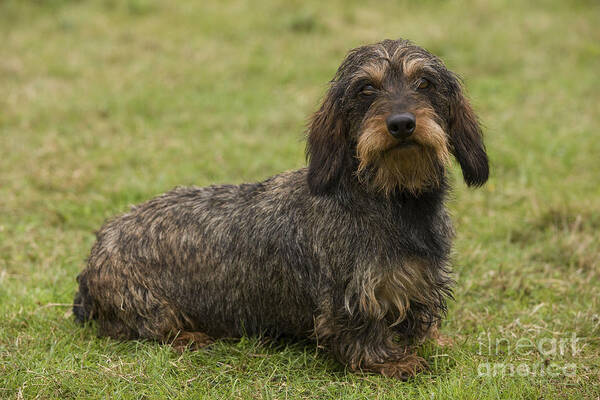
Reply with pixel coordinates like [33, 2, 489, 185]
[306, 39, 489, 195]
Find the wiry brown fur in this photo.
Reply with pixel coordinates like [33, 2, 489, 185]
[73, 38, 488, 379]
[357, 106, 450, 195]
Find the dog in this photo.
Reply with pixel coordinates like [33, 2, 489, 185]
[73, 38, 488, 379]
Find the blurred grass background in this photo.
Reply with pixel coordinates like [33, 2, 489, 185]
[0, 0, 599, 398]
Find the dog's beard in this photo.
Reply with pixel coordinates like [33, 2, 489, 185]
[356, 109, 450, 195]
[358, 146, 446, 195]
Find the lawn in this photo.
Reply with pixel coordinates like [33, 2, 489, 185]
[1, 0, 599, 398]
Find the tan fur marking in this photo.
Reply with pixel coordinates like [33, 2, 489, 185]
[171, 331, 213, 352]
[345, 258, 440, 327]
[401, 56, 429, 79]
[390, 44, 431, 80]
[353, 62, 387, 87]
[375, 44, 390, 60]
[391, 45, 405, 62]
[367, 351, 427, 379]
[356, 107, 450, 195]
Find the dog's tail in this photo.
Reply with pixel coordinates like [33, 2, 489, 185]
[73, 273, 93, 323]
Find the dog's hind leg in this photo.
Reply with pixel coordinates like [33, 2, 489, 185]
[75, 263, 194, 342]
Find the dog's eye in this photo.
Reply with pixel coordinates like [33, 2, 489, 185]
[359, 84, 377, 97]
[417, 78, 431, 90]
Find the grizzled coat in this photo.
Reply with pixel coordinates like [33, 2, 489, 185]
[75, 172, 452, 338]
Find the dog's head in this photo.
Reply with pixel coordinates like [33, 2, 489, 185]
[306, 38, 488, 196]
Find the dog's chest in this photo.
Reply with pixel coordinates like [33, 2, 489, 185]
[343, 200, 452, 325]
[348, 258, 440, 324]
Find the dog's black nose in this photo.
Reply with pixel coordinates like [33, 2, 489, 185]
[386, 113, 416, 140]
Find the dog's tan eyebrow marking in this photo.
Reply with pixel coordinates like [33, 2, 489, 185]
[402, 56, 427, 78]
[402, 56, 437, 80]
[355, 61, 388, 86]
[390, 45, 435, 79]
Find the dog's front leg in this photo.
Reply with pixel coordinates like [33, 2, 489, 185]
[327, 320, 426, 379]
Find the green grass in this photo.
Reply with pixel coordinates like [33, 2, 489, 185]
[1, 0, 599, 398]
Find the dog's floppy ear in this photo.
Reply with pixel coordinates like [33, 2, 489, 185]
[447, 80, 489, 187]
[306, 86, 351, 194]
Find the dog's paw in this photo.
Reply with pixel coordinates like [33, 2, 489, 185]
[367, 352, 428, 379]
[171, 331, 213, 353]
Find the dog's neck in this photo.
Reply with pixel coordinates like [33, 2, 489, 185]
[320, 168, 448, 213]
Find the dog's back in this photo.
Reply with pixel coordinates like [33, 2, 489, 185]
[74, 170, 323, 340]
